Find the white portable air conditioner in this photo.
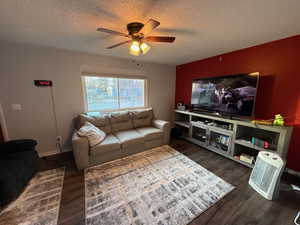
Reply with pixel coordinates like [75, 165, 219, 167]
[249, 151, 285, 200]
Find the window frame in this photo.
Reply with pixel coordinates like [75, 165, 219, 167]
[81, 74, 148, 112]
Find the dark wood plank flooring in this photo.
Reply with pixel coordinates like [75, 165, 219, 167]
[39, 139, 300, 225]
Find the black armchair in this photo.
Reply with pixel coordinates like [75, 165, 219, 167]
[0, 139, 39, 206]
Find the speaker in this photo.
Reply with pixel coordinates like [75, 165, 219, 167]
[249, 151, 285, 200]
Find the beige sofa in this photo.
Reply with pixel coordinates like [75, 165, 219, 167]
[72, 108, 170, 170]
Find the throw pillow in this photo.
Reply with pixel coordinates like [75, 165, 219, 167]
[131, 109, 153, 128]
[77, 122, 106, 147]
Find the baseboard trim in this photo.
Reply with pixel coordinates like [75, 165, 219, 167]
[39, 147, 72, 157]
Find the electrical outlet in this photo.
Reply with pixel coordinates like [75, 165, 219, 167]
[56, 136, 62, 145]
[12, 104, 22, 111]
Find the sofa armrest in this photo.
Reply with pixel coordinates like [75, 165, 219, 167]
[152, 119, 171, 145]
[72, 132, 90, 170]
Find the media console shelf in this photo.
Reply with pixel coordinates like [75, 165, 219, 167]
[174, 110, 293, 168]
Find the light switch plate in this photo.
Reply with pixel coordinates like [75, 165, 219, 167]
[12, 104, 22, 111]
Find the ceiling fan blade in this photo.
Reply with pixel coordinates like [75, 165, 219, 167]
[139, 19, 160, 35]
[145, 36, 176, 43]
[97, 27, 130, 37]
[106, 40, 131, 49]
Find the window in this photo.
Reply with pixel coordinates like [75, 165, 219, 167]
[82, 76, 147, 111]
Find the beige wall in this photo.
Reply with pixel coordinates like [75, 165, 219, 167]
[0, 42, 176, 155]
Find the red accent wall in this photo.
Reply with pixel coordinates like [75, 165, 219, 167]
[176, 35, 300, 171]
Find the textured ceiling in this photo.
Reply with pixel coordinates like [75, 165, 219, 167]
[1, 0, 300, 65]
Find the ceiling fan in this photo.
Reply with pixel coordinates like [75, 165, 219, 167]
[97, 19, 176, 56]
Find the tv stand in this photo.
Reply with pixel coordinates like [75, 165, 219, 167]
[174, 110, 293, 168]
[190, 110, 249, 121]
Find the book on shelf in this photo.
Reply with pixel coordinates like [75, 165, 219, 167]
[240, 154, 254, 164]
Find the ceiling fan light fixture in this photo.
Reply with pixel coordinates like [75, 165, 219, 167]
[140, 42, 151, 55]
[129, 41, 140, 56]
[98, 19, 175, 55]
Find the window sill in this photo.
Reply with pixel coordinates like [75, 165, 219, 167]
[86, 106, 150, 115]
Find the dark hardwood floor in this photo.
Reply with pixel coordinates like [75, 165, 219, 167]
[39, 139, 300, 225]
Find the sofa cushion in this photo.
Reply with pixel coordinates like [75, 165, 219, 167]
[136, 127, 163, 141]
[90, 134, 120, 156]
[110, 111, 131, 122]
[131, 108, 153, 119]
[79, 114, 111, 133]
[114, 130, 145, 148]
[110, 111, 133, 132]
[131, 108, 153, 128]
[77, 122, 106, 147]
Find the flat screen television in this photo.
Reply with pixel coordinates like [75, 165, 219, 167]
[191, 72, 259, 117]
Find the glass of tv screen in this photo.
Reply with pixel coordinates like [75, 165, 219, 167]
[191, 73, 259, 116]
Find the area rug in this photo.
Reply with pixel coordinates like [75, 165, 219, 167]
[85, 145, 234, 225]
[0, 167, 65, 225]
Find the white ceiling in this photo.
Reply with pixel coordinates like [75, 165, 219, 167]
[1, 0, 300, 65]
